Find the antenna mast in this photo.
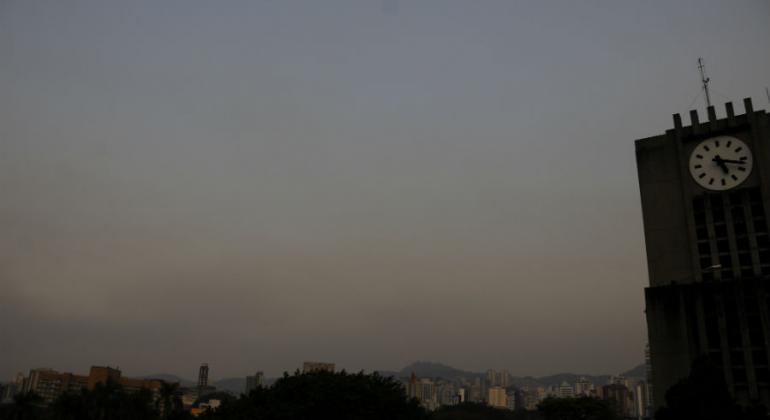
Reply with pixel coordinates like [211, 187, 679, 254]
[697, 57, 711, 108]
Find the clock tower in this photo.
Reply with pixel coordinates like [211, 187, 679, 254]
[636, 98, 770, 410]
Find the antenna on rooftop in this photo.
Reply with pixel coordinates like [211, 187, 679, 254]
[697, 58, 711, 108]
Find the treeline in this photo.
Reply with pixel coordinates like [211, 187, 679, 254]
[0, 379, 188, 420]
[2, 364, 766, 420]
[0, 371, 612, 420]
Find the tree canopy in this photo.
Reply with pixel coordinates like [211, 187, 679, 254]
[655, 357, 769, 420]
[200, 370, 426, 420]
[536, 396, 618, 420]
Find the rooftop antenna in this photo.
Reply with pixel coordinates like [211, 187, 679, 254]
[765, 87, 770, 105]
[697, 57, 712, 108]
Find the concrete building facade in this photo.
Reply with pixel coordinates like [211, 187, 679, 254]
[636, 99, 770, 410]
[487, 386, 507, 409]
[22, 366, 164, 405]
[245, 371, 264, 394]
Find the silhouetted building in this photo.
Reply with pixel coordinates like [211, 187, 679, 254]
[21, 366, 164, 405]
[644, 343, 653, 411]
[406, 373, 438, 410]
[599, 383, 634, 418]
[557, 381, 574, 398]
[245, 371, 264, 394]
[197, 363, 209, 390]
[575, 377, 594, 396]
[1, 373, 26, 404]
[636, 99, 770, 410]
[301, 361, 335, 373]
[634, 380, 650, 419]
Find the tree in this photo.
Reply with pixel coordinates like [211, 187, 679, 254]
[202, 370, 427, 420]
[0, 391, 46, 420]
[157, 382, 184, 419]
[655, 357, 767, 420]
[537, 396, 618, 420]
[48, 380, 161, 420]
[430, 402, 531, 420]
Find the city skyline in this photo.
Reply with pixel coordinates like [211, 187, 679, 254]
[2, 0, 770, 381]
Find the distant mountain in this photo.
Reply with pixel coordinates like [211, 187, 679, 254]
[213, 377, 246, 395]
[394, 361, 643, 388]
[398, 361, 482, 380]
[137, 361, 646, 393]
[621, 364, 646, 379]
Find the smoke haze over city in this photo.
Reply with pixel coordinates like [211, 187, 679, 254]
[1, 0, 769, 381]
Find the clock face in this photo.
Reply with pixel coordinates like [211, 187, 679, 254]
[688, 136, 753, 191]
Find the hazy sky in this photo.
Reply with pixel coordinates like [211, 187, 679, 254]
[1, 0, 769, 381]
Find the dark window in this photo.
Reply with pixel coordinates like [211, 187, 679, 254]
[739, 253, 753, 266]
[753, 351, 768, 367]
[717, 240, 730, 253]
[732, 350, 746, 366]
[694, 197, 706, 211]
[720, 255, 733, 267]
[756, 368, 769, 383]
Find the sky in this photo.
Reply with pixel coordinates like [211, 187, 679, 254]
[1, 0, 769, 381]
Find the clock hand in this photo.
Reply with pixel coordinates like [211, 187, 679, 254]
[713, 156, 730, 174]
[719, 159, 746, 165]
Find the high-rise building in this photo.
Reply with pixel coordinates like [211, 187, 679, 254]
[575, 377, 594, 396]
[485, 369, 510, 388]
[557, 381, 574, 398]
[500, 370, 510, 388]
[636, 99, 770, 409]
[600, 383, 635, 418]
[245, 371, 264, 394]
[197, 364, 209, 390]
[644, 343, 653, 411]
[522, 387, 540, 410]
[1, 373, 26, 404]
[505, 390, 517, 411]
[456, 388, 466, 404]
[487, 386, 507, 409]
[406, 373, 437, 409]
[486, 369, 495, 386]
[634, 381, 650, 420]
[21, 366, 164, 405]
[24, 368, 89, 404]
